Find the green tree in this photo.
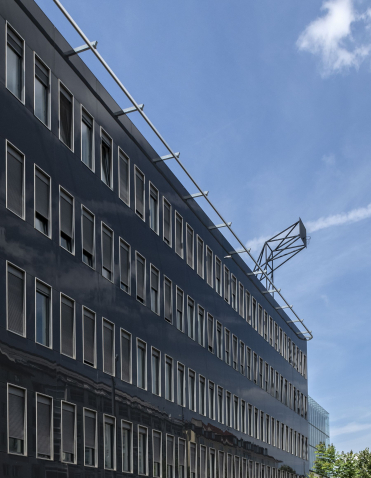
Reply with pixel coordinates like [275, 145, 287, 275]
[311, 442, 337, 477]
[357, 448, 371, 477]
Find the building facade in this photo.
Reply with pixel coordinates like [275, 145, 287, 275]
[0, 0, 310, 477]
[308, 397, 330, 472]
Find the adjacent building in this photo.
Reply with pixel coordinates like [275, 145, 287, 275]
[308, 397, 330, 472]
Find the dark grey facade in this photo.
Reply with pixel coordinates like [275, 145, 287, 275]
[0, 1, 310, 477]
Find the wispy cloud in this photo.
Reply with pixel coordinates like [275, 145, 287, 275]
[332, 421, 371, 437]
[322, 152, 336, 165]
[297, 0, 371, 75]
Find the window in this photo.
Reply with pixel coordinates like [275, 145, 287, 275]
[190, 443, 197, 478]
[208, 381, 215, 419]
[231, 275, 237, 310]
[254, 408, 259, 439]
[101, 129, 112, 188]
[82, 207, 95, 268]
[227, 455, 233, 478]
[149, 183, 159, 233]
[264, 311, 269, 341]
[242, 459, 247, 478]
[137, 340, 147, 390]
[84, 409, 97, 467]
[81, 107, 94, 170]
[151, 348, 161, 396]
[136, 253, 146, 304]
[138, 426, 148, 475]
[252, 298, 257, 330]
[224, 266, 230, 303]
[102, 224, 113, 281]
[245, 291, 251, 324]
[34, 166, 51, 237]
[274, 323, 279, 351]
[232, 335, 238, 370]
[175, 212, 184, 257]
[241, 400, 246, 433]
[224, 329, 230, 365]
[167, 435, 175, 478]
[258, 305, 263, 336]
[276, 372, 280, 400]
[34, 55, 50, 127]
[6, 142, 25, 219]
[207, 314, 214, 353]
[233, 396, 239, 430]
[259, 358, 263, 388]
[59, 83, 73, 149]
[122, 421, 133, 473]
[215, 257, 222, 296]
[61, 402, 76, 463]
[135, 166, 145, 220]
[239, 283, 244, 318]
[35, 279, 52, 348]
[198, 306, 205, 347]
[234, 457, 240, 478]
[164, 277, 172, 323]
[163, 198, 172, 246]
[177, 363, 185, 406]
[216, 322, 223, 359]
[8, 385, 26, 455]
[178, 439, 186, 478]
[279, 328, 283, 355]
[226, 392, 231, 427]
[260, 411, 265, 442]
[265, 363, 269, 392]
[6, 263, 25, 337]
[165, 355, 173, 401]
[218, 452, 225, 478]
[121, 329, 132, 383]
[150, 265, 160, 314]
[217, 386, 224, 423]
[83, 307, 96, 367]
[103, 319, 115, 376]
[36, 394, 53, 460]
[239, 341, 245, 375]
[187, 297, 196, 340]
[176, 288, 184, 332]
[120, 239, 131, 293]
[59, 188, 74, 253]
[104, 415, 116, 470]
[188, 369, 196, 411]
[210, 449, 216, 478]
[186, 224, 194, 268]
[246, 347, 251, 380]
[153, 431, 162, 477]
[200, 445, 207, 478]
[197, 236, 204, 278]
[119, 149, 130, 205]
[7, 23, 24, 101]
[60, 294, 75, 358]
[248, 404, 253, 436]
[253, 353, 258, 384]
[269, 317, 274, 346]
[199, 376, 206, 416]
[206, 247, 213, 287]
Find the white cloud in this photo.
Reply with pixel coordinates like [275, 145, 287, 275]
[322, 152, 336, 165]
[297, 0, 371, 75]
[332, 421, 371, 437]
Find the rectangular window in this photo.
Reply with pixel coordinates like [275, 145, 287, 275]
[59, 83, 73, 149]
[34, 55, 50, 127]
[253, 353, 258, 384]
[137, 340, 147, 390]
[151, 265, 160, 314]
[279, 328, 283, 355]
[246, 347, 251, 380]
[252, 298, 257, 330]
[59, 188, 74, 253]
[260, 411, 265, 442]
[121, 329, 132, 383]
[198, 306, 205, 347]
[247, 404, 253, 436]
[6, 142, 25, 219]
[35, 279, 52, 348]
[187, 296, 196, 340]
[224, 328, 230, 365]
[190, 443, 197, 478]
[215, 256, 222, 296]
[60, 294, 75, 358]
[227, 454, 233, 478]
[8, 385, 26, 455]
[186, 224, 194, 268]
[207, 314, 214, 353]
[138, 426, 148, 475]
[216, 322, 223, 359]
[258, 305, 263, 336]
[176, 288, 184, 332]
[231, 275, 237, 311]
[239, 283, 244, 318]
[241, 400, 246, 433]
[101, 129, 112, 188]
[200, 445, 207, 478]
[165, 355, 174, 401]
[61, 401, 76, 463]
[226, 392, 231, 427]
[209, 381, 215, 419]
[103, 319, 115, 376]
[242, 459, 247, 478]
[206, 247, 213, 287]
[254, 408, 259, 439]
[232, 335, 238, 370]
[36, 394, 53, 460]
[269, 317, 274, 346]
[83, 307, 96, 368]
[135, 166, 145, 220]
[245, 291, 251, 324]
[164, 277, 172, 323]
[240, 341, 245, 375]
[274, 323, 279, 351]
[102, 224, 113, 281]
[34, 166, 51, 237]
[264, 311, 268, 341]
[152, 430, 162, 478]
[234, 456, 240, 478]
[84, 409, 97, 467]
[177, 363, 185, 407]
[218, 452, 225, 478]
[197, 236, 204, 278]
[6, 24, 24, 101]
[199, 375, 206, 416]
[209, 449, 216, 478]
[175, 212, 184, 258]
[233, 395, 239, 430]
[119, 149, 130, 205]
[82, 206, 95, 268]
[136, 253, 146, 304]
[188, 369, 196, 411]
[120, 239, 131, 293]
[81, 107, 94, 170]
[259, 358, 263, 388]
[122, 421, 133, 473]
[7, 262, 25, 337]
[104, 415, 116, 470]
[179, 438, 186, 478]
[217, 386, 224, 424]
[163, 198, 172, 246]
[265, 363, 269, 392]
[166, 435, 175, 478]
[149, 183, 159, 234]
[224, 266, 230, 303]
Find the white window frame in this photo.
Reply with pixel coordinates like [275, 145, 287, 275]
[215, 256, 222, 296]
[134, 165, 145, 221]
[59, 186, 75, 255]
[151, 347, 161, 397]
[120, 328, 132, 384]
[196, 235, 204, 279]
[164, 275, 173, 323]
[136, 338, 147, 391]
[34, 164, 52, 239]
[176, 286, 185, 332]
[150, 264, 160, 315]
[198, 305, 205, 347]
[188, 368, 197, 412]
[186, 223, 194, 269]
[118, 147, 130, 206]
[81, 205, 96, 270]
[239, 282, 244, 318]
[6, 22, 25, 103]
[187, 295, 196, 341]
[152, 429, 162, 478]
[177, 361, 186, 407]
[80, 105, 95, 172]
[206, 246, 213, 287]
[149, 182, 160, 234]
[217, 386, 224, 424]
[82, 306, 96, 368]
[101, 222, 114, 283]
[7, 383, 27, 456]
[83, 407, 98, 468]
[103, 414, 117, 470]
[122, 420, 133, 473]
[165, 354, 174, 402]
[34, 53, 51, 128]
[223, 265, 230, 304]
[6, 140, 26, 220]
[135, 251, 146, 305]
[35, 277, 53, 349]
[58, 80, 74, 152]
[163, 197, 172, 247]
[175, 211, 184, 258]
[199, 375, 206, 417]
[119, 238, 131, 295]
[102, 318, 115, 376]
[61, 400, 77, 464]
[6, 261, 26, 337]
[36, 393, 53, 461]
[208, 380, 215, 420]
[100, 127, 113, 189]
[60, 292, 76, 359]
[138, 425, 149, 476]
[231, 274, 237, 311]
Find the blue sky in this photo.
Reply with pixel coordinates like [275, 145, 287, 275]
[35, 0, 371, 452]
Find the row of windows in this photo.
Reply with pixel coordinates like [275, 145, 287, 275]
[6, 383, 305, 478]
[4, 21, 307, 375]
[5, 257, 307, 419]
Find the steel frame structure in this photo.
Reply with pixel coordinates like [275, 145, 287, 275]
[52, 0, 313, 340]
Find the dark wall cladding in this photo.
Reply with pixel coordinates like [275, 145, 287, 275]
[0, 0, 309, 476]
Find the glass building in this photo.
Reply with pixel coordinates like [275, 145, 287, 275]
[308, 396, 330, 471]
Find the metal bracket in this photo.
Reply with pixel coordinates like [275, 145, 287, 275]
[286, 320, 301, 324]
[262, 289, 281, 294]
[65, 40, 98, 57]
[153, 152, 180, 163]
[183, 191, 209, 200]
[209, 222, 232, 230]
[114, 104, 144, 116]
[247, 269, 266, 276]
[224, 249, 250, 259]
[275, 305, 293, 310]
